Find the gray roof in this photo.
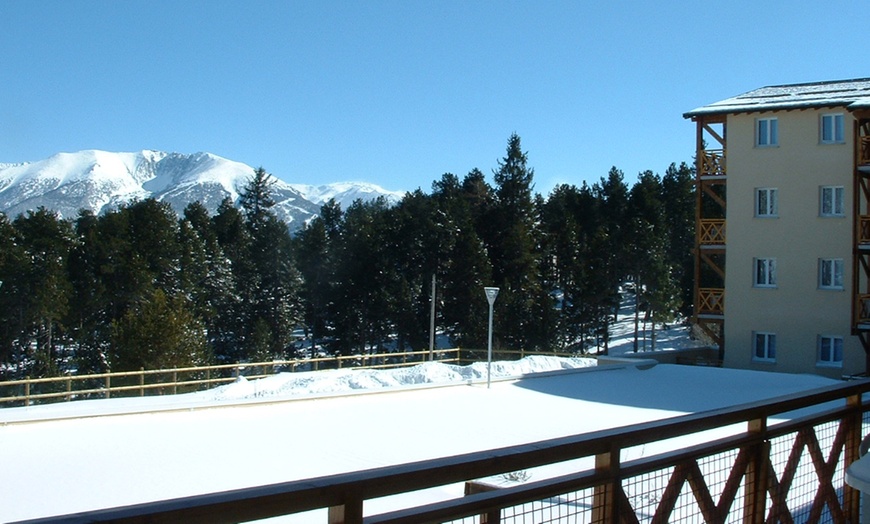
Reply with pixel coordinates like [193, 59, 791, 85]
[684, 78, 870, 119]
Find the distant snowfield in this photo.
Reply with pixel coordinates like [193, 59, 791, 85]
[0, 354, 838, 522]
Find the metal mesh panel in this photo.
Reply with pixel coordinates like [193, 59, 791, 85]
[501, 488, 595, 524]
[620, 447, 748, 523]
[441, 488, 595, 524]
[768, 419, 844, 523]
[623, 466, 674, 521]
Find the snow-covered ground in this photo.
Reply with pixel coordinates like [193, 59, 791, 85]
[0, 292, 835, 522]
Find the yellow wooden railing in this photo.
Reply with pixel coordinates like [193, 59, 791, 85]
[697, 288, 725, 316]
[859, 136, 870, 166]
[0, 348, 463, 407]
[700, 148, 726, 177]
[860, 215, 870, 244]
[0, 348, 589, 407]
[699, 219, 726, 245]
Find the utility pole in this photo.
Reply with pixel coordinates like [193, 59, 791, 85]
[429, 274, 436, 361]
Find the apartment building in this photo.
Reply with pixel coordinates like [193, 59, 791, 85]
[684, 78, 870, 378]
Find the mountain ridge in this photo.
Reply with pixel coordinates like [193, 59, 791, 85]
[0, 150, 406, 230]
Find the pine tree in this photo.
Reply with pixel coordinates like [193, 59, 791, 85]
[182, 202, 238, 361]
[293, 211, 334, 355]
[67, 210, 110, 374]
[489, 134, 547, 351]
[240, 167, 276, 234]
[331, 198, 394, 355]
[661, 162, 696, 316]
[10, 208, 74, 376]
[110, 288, 210, 371]
[432, 173, 492, 348]
[238, 168, 301, 358]
[0, 212, 29, 371]
[213, 197, 256, 361]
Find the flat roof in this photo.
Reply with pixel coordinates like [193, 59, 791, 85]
[684, 78, 870, 119]
[0, 362, 837, 522]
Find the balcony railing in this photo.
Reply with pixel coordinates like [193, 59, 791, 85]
[857, 294, 870, 326]
[860, 216, 870, 245]
[859, 136, 870, 166]
[16, 379, 870, 524]
[699, 219, 726, 246]
[697, 287, 725, 316]
[700, 148, 726, 177]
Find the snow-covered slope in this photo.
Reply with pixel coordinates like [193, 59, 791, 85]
[0, 150, 403, 229]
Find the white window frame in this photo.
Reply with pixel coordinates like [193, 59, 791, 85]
[819, 258, 844, 290]
[754, 258, 777, 288]
[755, 187, 778, 217]
[753, 332, 776, 362]
[756, 117, 779, 147]
[820, 186, 845, 217]
[820, 113, 845, 144]
[817, 335, 844, 367]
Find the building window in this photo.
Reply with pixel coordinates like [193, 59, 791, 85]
[818, 335, 844, 367]
[819, 258, 844, 290]
[820, 186, 845, 217]
[753, 332, 776, 362]
[754, 258, 777, 287]
[821, 113, 845, 144]
[755, 188, 778, 217]
[756, 117, 779, 147]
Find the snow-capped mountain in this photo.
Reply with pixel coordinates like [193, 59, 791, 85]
[290, 182, 407, 210]
[0, 150, 405, 230]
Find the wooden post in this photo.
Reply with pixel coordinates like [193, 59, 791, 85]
[24, 378, 30, 407]
[139, 368, 145, 397]
[327, 497, 363, 524]
[465, 481, 501, 523]
[844, 393, 863, 521]
[172, 371, 177, 395]
[105, 375, 111, 399]
[66, 377, 72, 402]
[591, 447, 618, 524]
[743, 417, 768, 524]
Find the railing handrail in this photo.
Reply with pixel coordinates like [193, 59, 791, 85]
[17, 378, 870, 524]
[0, 348, 585, 407]
[0, 348, 464, 406]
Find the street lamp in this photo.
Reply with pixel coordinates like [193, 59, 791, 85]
[484, 287, 499, 389]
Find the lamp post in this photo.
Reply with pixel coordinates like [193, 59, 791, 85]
[484, 287, 499, 389]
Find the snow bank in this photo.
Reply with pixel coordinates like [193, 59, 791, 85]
[195, 355, 597, 401]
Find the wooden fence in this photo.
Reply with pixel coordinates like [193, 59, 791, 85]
[0, 348, 462, 407]
[0, 348, 583, 407]
[15, 377, 870, 523]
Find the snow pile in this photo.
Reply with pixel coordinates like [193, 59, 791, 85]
[198, 355, 596, 402]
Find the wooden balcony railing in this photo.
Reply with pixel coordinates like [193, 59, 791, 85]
[700, 148, 726, 177]
[859, 136, 870, 166]
[20, 379, 870, 524]
[699, 219, 726, 246]
[860, 215, 870, 245]
[857, 294, 870, 325]
[697, 288, 725, 316]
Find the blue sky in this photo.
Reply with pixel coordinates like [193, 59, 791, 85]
[2, 1, 867, 195]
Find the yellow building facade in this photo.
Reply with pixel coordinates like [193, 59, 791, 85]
[685, 79, 870, 378]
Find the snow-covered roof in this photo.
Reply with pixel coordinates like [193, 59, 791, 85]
[684, 78, 870, 118]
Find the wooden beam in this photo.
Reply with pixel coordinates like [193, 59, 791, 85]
[702, 122, 725, 148]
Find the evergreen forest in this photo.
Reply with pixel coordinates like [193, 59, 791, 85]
[0, 135, 695, 378]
